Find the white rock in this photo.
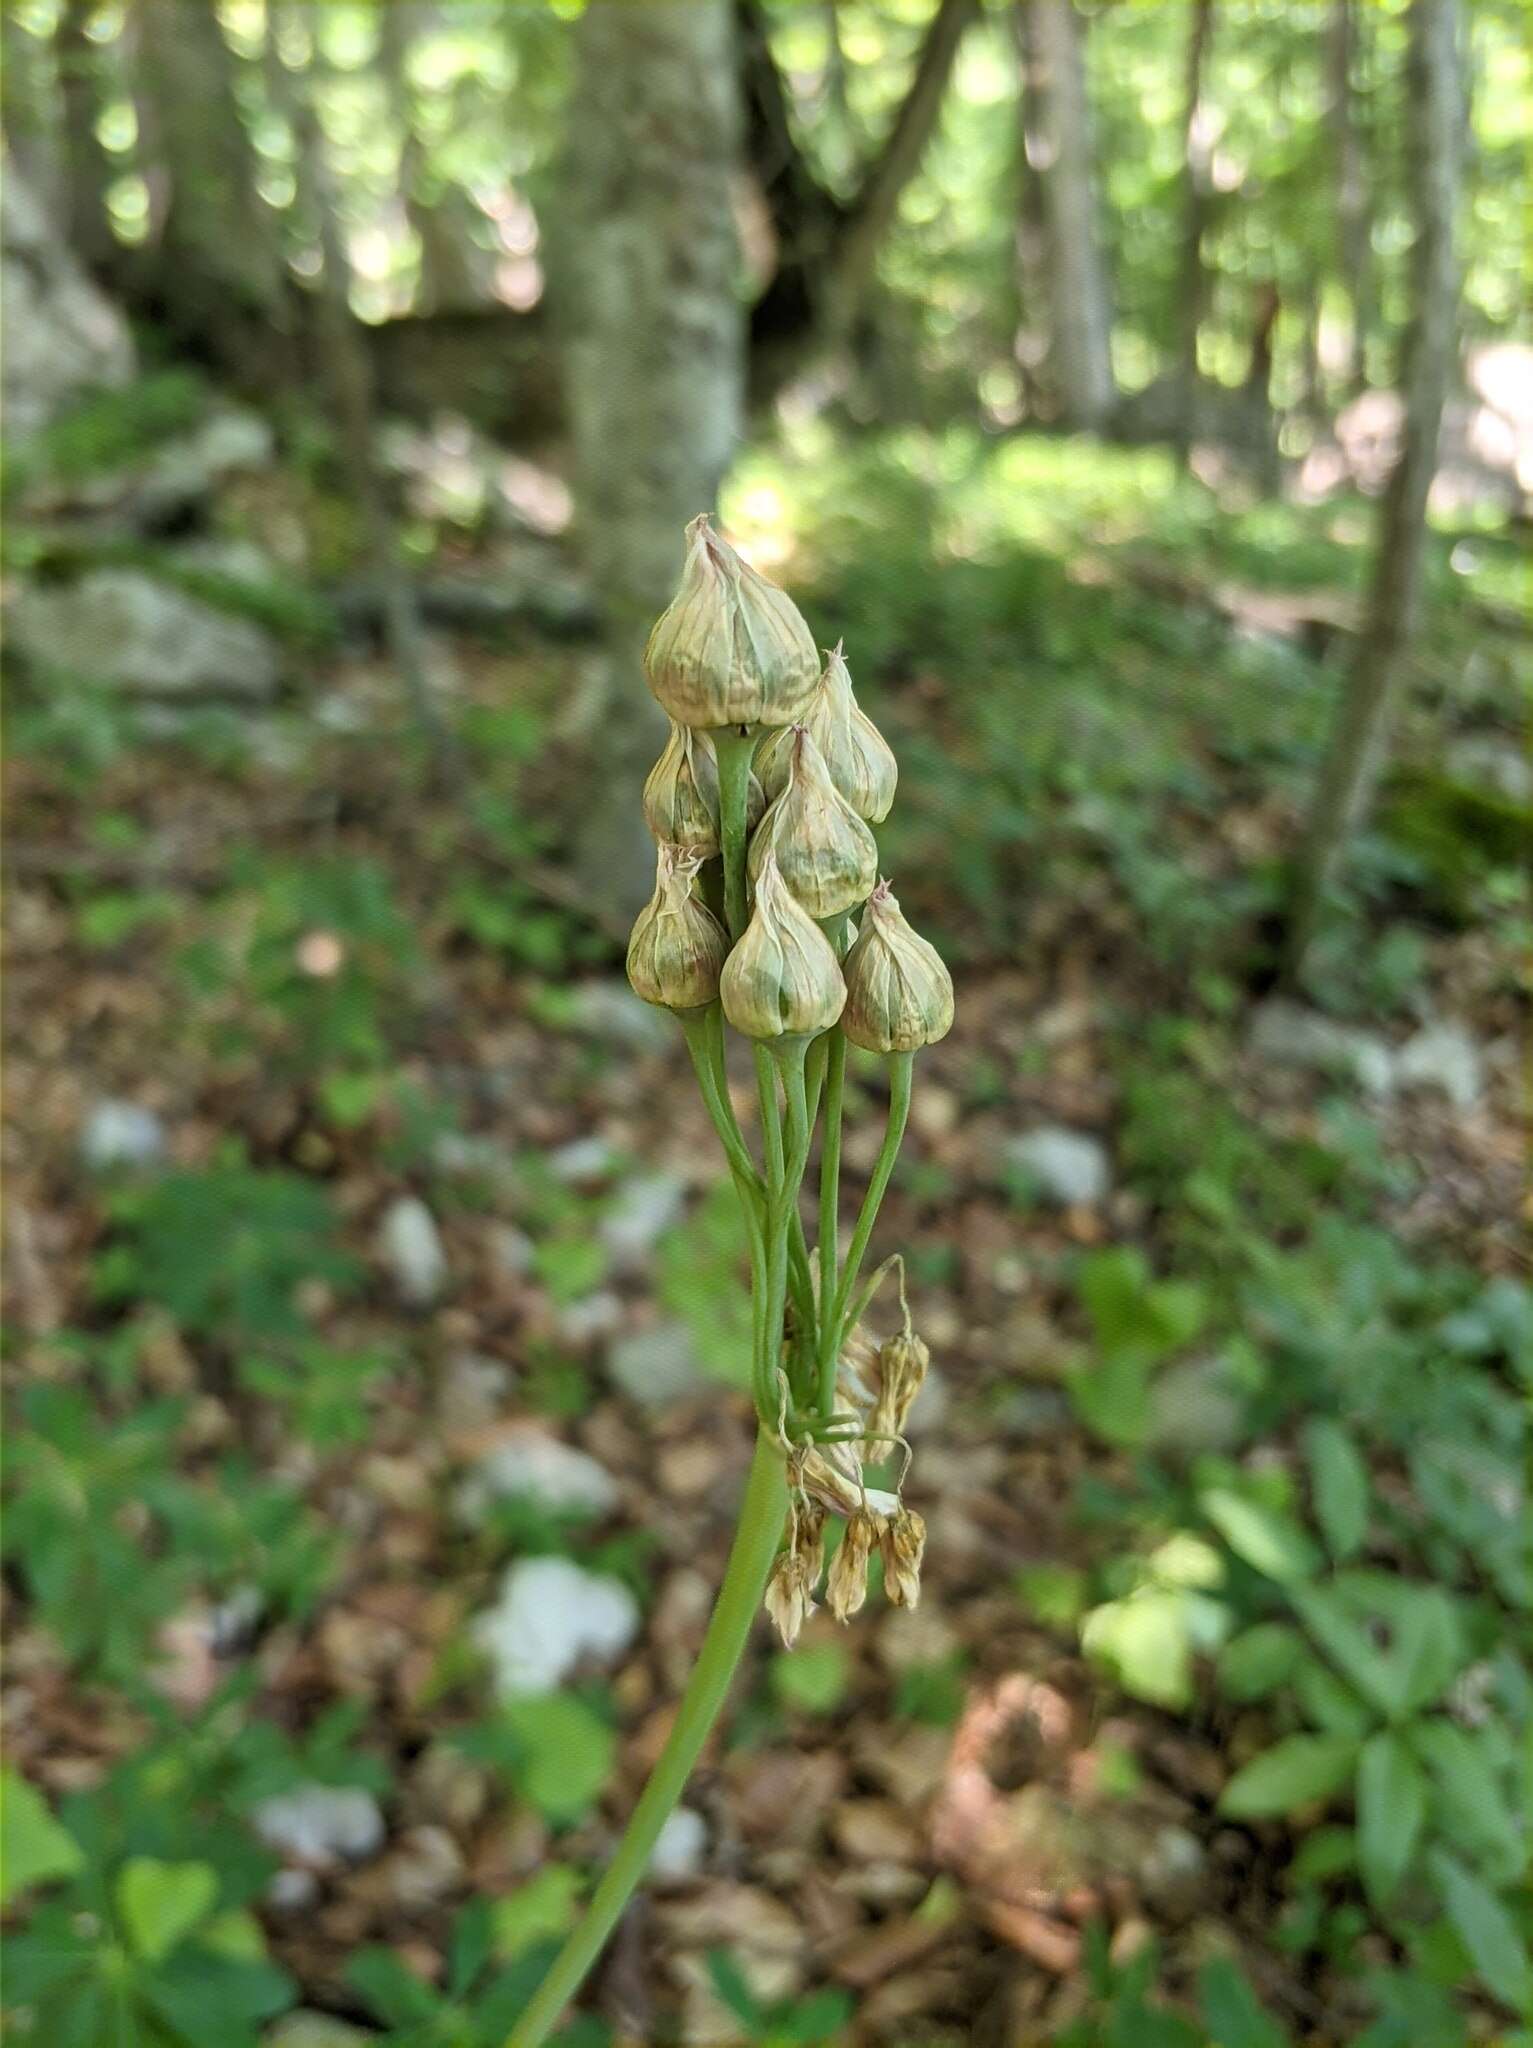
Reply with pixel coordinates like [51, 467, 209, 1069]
[265, 1868, 320, 1913]
[253, 1785, 385, 1866]
[458, 1429, 618, 1521]
[1148, 1355, 1246, 1453]
[81, 1099, 165, 1170]
[1249, 1000, 1395, 1096]
[1447, 734, 1533, 805]
[1006, 1127, 1111, 1206]
[557, 1291, 625, 1347]
[473, 1555, 639, 1699]
[9, 569, 279, 700]
[487, 1222, 536, 1279]
[547, 1135, 618, 1184]
[1, 161, 134, 439]
[439, 1350, 513, 1431]
[600, 1173, 687, 1273]
[379, 1196, 448, 1305]
[266, 2012, 373, 2047]
[566, 979, 673, 1053]
[649, 1806, 708, 1883]
[1394, 1021, 1483, 1111]
[607, 1320, 713, 1406]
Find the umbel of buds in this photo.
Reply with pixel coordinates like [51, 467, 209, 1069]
[517, 519, 956, 2048]
[644, 515, 821, 730]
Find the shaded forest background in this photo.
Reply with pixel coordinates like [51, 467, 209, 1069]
[1, 3, 1529, 2047]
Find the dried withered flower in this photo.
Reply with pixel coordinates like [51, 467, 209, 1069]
[720, 852, 846, 1041]
[644, 514, 820, 730]
[757, 643, 897, 823]
[871, 1327, 930, 1439]
[748, 726, 878, 920]
[626, 844, 729, 1012]
[840, 880, 954, 1054]
[825, 1509, 880, 1623]
[765, 1504, 826, 1648]
[879, 1506, 926, 1610]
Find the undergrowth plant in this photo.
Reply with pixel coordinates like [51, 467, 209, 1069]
[508, 517, 953, 2046]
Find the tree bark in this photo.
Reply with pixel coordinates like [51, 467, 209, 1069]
[376, 2, 483, 313]
[1328, 0, 1372, 395]
[1175, 0, 1216, 456]
[1285, 0, 1463, 983]
[556, 0, 744, 916]
[56, 0, 117, 272]
[1014, 0, 1115, 428]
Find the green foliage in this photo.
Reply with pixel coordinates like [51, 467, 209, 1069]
[1067, 1246, 1207, 1448]
[705, 1948, 853, 2048]
[348, 1901, 589, 2048]
[771, 1641, 851, 1715]
[453, 1694, 616, 1827]
[2, 371, 209, 504]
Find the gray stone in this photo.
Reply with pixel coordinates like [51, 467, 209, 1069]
[439, 1350, 513, 1431]
[547, 1134, 619, 1184]
[607, 1320, 713, 1406]
[9, 569, 279, 701]
[557, 1291, 625, 1347]
[487, 1222, 536, 1280]
[1, 160, 134, 439]
[378, 1196, 448, 1306]
[566, 978, 674, 1053]
[1249, 1000, 1395, 1097]
[1140, 1824, 1207, 1919]
[600, 1172, 688, 1274]
[1148, 1355, 1247, 1454]
[998, 1384, 1073, 1441]
[1447, 734, 1533, 806]
[81, 1099, 165, 1171]
[1006, 1127, 1111, 1206]
[649, 1806, 708, 1883]
[473, 1554, 639, 1698]
[457, 1429, 618, 1521]
[128, 410, 274, 518]
[1394, 1020, 1484, 1111]
[253, 1785, 385, 1866]
[265, 2013, 373, 2048]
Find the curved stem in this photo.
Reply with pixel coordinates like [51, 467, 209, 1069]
[815, 1027, 848, 1413]
[684, 1008, 764, 1213]
[505, 1430, 786, 2048]
[711, 727, 756, 941]
[827, 1052, 913, 1378]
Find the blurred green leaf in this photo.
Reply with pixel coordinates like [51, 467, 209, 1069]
[1220, 1735, 1358, 1819]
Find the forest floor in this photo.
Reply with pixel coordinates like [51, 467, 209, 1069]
[3, 419, 1529, 2048]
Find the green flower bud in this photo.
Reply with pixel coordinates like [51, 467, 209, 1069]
[747, 726, 877, 919]
[840, 880, 954, 1054]
[626, 844, 729, 1013]
[642, 723, 764, 854]
[720, 852, 846, 1042]
[758, 643, 897, 823]
[644, 514, 820, 730]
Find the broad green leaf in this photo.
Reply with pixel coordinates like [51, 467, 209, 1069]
[1068, 1346, 1153, 1448]
[1304, 1419, 1370, 1561]
[1410, 1719, 1524, 1886]
[1289, 1825, 1356, 1885]
[502, 1694, 616, 1824]
[1198, 1955, 1290, 2048]
[1356, 1732, 1426, 1907]
[1219, 1735, 1357, 1819]
[115, 1856, 217, 1963]
[347, 1945, 442, 2027]
[1217, 1624, 1304, 1702]
[1292, 1657, 1375, 1740]
[1082, 1590, 1199, 1708]
[1202, 1488, 1321, 1584]
[0, 1771, 84, 1905]
[772, 1642, 851, 1714]
[1428, 1848, 1533, 2012]
[493, 1865, 582, 1960]
[1145, 1278, 1208, 1352]
[1292, 1576, 1464, 1723]
[1077, 1246, 1151, 1354]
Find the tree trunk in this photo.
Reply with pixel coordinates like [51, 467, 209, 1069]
[556, 0, 744, 917]
[1175, 0, 1216, 456]
[376, 2, 482, 313]
[1285, 0, 1462, 983]
[1014, 0, 1115, 430]
[56, 0, 117, 272]
[1329, 0, 1372, 395]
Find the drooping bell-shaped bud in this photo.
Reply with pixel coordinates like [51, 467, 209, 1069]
[748, 727, 877, 920]
[626, 845, 729, 1013]
[871, 1328, 930, 1439]
[879, 1506, 926, 1610]
[788, 1440, 865, 1518]
[835, 1322, 880, 1423]
[642, 724, 765, 855]
[644, 515, 820, 731]
[840, 880, 954, 1054]
[720, 852, 846, 1042]
[826, 1509, 879, 1623]
[758, 644, 897, 823]
[765, 1504, 826, 1649]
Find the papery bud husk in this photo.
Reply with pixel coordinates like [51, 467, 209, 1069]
[871, 1328, 929, 1439]
[826, 1509, 879, 1623]
[835, 1322, 880, 1422]
[626, 845, 729, 1012]
[720, 852, 846, 1041]
[748, 727, 877, 920]
[879, 1506, 926, 1610]
[758, 643, 897, 823]
[644, 515, 820, 730]
[643, 724, 764, 855]
[788, 1439, 864, 1518]
[840, 880, 954, 1053]
[765, 1548, 815, 1650]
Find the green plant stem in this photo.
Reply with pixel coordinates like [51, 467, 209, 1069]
[505, 1429, 786, 2048]
[683, 1008, 764, 1219]
[816, 1026, 848, 1413]
[825, 1052, 913, 1390]
[712, 727, 756, 940]
[770, 1044, 814, 1413]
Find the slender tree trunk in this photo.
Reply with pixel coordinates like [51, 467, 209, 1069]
[1285, 0, 1463, 982]
[1013, 5, 1053, 419]
[273, 9, 455, 784]
[1175, 0, 1216, 457]
[2, 9, 63, 214]
[376, 2, 481, 313]
[56, 0, 116, 271]
[1329, 0, 1372, 395]
[1014, 0, 1115, 429]
[557, 0, 744, 916]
